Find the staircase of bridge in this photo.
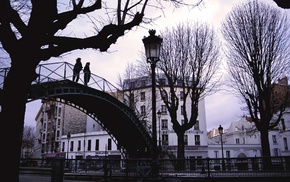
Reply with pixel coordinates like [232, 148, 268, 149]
[0, 61, 154, 159]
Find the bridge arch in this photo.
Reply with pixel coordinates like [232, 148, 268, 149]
[29, 80, 153, 158]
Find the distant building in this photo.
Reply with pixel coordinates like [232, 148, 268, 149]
[61, 116, 121, 160]
[33, 100, 87, 159]
[207, 112, 290, 158]
[207, 117, 262, 159]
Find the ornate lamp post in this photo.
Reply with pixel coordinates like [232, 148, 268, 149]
[157, 110, 162, 149]
[142, 29, 163, 176]
[218, 125, 225, 171]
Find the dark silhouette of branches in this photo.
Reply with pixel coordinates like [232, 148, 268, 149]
[0, 1, 204, 180]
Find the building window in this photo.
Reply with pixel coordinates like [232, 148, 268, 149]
[161, 105, 167, 114]
[87, 140, 91, 151]
[162, 134, 168, 145]
[184, 135, 188, 145]
[243, 138, 245, 144]
[161, 119, 168, 130]
[195, 135, 200, 145]
[273, 148, 279, 156]
[62, 142, 65, 152]
[281, 118, 286, 131]
[140, 92, 145, 101]
[95, 139, 99, 151]
[58, 108, 61, 116]
[226, 151, 230, 158]
[78, 140, 81, 151]
[272, 135, 277, 144]
[194, 120, 199, 130]
[235, 138, 240, 144]
[214, 151, 219, 158]
[108, 139, 112, 150]
[283, 138, 288, 151]
[70, 141, 74, 151]
[140, 105, 146, 116]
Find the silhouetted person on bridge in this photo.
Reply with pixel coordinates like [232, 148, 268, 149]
[73, 58, 83, 82]
[83, 62, 91, 86]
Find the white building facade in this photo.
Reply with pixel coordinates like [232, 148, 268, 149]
[122, 76, 209, 159]
[61, 116, 121, 160]
[207, 113, 290, 159]
[208, 117, 262, 159]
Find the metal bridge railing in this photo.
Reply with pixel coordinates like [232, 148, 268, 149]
[0, 61, 120, 94]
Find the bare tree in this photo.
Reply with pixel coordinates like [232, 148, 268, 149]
[22, 125, 35, 158]
[157, 21, 221, 164]
[0, 0, 204, 179]
[221, 0, 290, 159]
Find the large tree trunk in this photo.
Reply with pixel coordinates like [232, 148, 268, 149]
[176, 131, 185, 170]
[177, 131, 185, 159]
[1, 56, 39, 181]
[260, 128, 271, 170]
[260, 127, 271, 157]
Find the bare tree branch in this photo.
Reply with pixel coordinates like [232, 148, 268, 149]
[221, 0, 290, 157]
[157, 20, 221, 160]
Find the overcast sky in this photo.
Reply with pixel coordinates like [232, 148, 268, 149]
[24, 0, 286, 131]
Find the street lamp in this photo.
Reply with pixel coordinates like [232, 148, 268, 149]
[142, 29, 163, 176]
[218, 125, 226, 171]
[157, 110, 162, 149]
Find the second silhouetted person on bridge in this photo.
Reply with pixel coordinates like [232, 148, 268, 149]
[83, 62, 91, 86]
[72, 57, 83, 82]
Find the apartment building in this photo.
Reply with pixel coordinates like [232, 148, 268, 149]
[33, 100, 87, 158]
[122, 75, 209, 159]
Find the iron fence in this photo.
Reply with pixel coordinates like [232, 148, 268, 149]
[19, 156, 290, 181]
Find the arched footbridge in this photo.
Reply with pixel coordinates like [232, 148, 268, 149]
[0, 62, 153, 159]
